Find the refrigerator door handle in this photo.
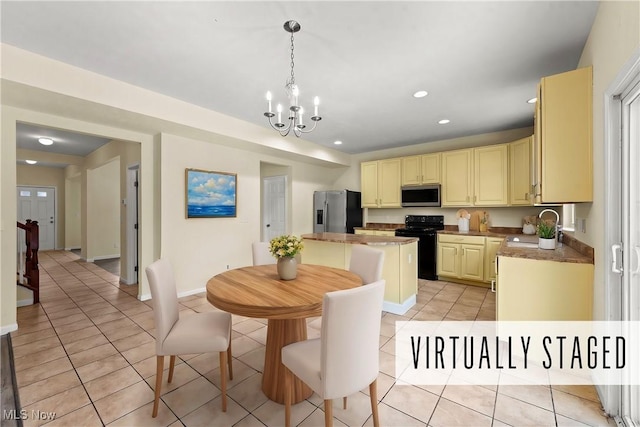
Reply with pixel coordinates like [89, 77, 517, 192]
[324, 202, 328, 232]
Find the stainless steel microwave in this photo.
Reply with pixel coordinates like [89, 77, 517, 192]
[401, 184, 441, 207]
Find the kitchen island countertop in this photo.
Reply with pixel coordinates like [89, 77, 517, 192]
[301, 232, 417, 246]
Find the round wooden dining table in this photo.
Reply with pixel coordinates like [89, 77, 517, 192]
[206, 263, 361, 404]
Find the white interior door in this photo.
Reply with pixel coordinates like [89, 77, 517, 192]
[262, 176, 286, 241]
[125, 165, 139, 285]
[17, 186, 56, 250]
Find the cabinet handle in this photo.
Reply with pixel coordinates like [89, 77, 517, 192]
[474, 195, 477, 203]
[462, 248, 465, 256]
[421, 175, 424, 182]
[491, 280, 496, 293]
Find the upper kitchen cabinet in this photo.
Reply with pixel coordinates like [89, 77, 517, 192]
[509, 136, 533, 205]
[360, 159, 402, 208]
[474, 144, 509, 206]
[442, 146, 508, 207]
[441, 149, 473, 206]
[401, 153, 441, 186]
[534, 66, 593, 203]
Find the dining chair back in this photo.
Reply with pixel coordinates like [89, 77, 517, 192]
[307, 245, 384, 333]
[283, 279, 385, 427]
[349, 245, 384, 284]
[146, 259, 233, 418]
[252, 241, 276, 266]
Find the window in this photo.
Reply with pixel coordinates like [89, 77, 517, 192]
[37, 191, 47, 197]
[19, 190, 31, 197]
[562, 204, 575, 231]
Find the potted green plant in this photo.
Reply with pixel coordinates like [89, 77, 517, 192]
[537, 220, 557, 250]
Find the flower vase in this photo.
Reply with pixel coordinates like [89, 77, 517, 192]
[538, 237, 557, 250]
[277, 256, 297, 280]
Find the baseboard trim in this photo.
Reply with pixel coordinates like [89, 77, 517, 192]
[17, 298, 33, 307]
[178, 287, 206, 298]
[64, 247, 81, 251]
[119, 277, 137, 286]
[383, 295, 416, 316]
[1, 324, 18, 336]
[140, 287, 206, 303]
[87, 254, 120, 262]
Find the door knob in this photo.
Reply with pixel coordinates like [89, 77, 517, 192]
[266, 224, 271, 228]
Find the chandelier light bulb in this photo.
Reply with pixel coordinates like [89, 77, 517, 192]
[266, 91, 273, 113]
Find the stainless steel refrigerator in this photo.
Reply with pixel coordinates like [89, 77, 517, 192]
[313, 190, 363, 234]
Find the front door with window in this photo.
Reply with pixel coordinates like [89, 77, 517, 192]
[17, 186, 56, 251]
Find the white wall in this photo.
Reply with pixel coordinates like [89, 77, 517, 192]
[575, 1, 640, 320]
[157, 133, 342, 298]
[87, 158, 121, 260]
[64, 175, 81, 249]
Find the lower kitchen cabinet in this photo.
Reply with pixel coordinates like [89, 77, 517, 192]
[437, 234, 486, 282]
[496, 256, 594, 321]
[484, 237, 504, 282]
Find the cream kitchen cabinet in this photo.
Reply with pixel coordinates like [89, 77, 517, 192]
[437, 234, 485, 282]
[474, 144, 509, 206]
[360, 159, 402, 208]
[484, 237, 504, 282]
[509, 136, 533, 206]
[533, 66, 593, 203]
[441, 149, 473, 206]
[496, 255, 594, 321]
[401, 153, 441, 186]
[442, 146, 508, 207]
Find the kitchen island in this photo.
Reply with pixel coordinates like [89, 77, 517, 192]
[301, 232, 418, 314]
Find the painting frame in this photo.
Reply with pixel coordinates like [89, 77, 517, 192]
[185, 168, 237, 218]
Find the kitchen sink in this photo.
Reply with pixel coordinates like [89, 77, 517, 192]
[505, 235, 539, 248]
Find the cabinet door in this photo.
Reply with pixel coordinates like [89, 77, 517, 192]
[421, 153, 441, 184]
[474, 144, 508, 206]
[437, 243, 459, 277]
[533, 85, 543, 204]
[509, 137, 533, 205]
[361, 161, 379, 207]
[378, 159, 402, 208]
[484, 238, 503, 282]
[541, 66, 593, 203]
[441, 149, 472, 207]
[401, 156, 422, 186]
[460, 244, 484, 281]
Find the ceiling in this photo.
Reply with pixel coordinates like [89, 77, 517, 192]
[2, 1, 599, 155]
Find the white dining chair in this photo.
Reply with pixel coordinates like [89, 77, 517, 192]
[252, 241, 276, 266]
[308, 245, 384, 331]
[145, 259, 233, 418]
[283, 279, 385, 427]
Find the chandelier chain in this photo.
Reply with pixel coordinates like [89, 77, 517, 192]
[289, 32, 295, 86]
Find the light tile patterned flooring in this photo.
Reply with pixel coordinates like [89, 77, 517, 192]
[12, 250, 614, 427]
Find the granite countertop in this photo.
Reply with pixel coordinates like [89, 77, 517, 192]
[301, 232, 418, 246]
[438, 229, 518, 238]
[496, 239, 593, 264]
[354, 223, 404, 231]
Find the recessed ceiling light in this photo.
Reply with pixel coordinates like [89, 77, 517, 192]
[527, 97, 537, 104]
[25, 160, 37, 165]
[334, 140, 343, 145]
[38, 138, 53, 146]
[438, 119, 450, 125]
[413, 90, 428, 98]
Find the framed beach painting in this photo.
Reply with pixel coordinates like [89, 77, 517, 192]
[185, 169, 237, 218]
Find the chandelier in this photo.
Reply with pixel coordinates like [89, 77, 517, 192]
[264, 20, 322, 137]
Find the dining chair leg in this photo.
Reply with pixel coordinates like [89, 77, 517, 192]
[152, 355, 164, 418]
[343, 396, 348, 409]
[227, 340, 233, 380]
[168, 355, 176, 383]
[219, 351, 227, 412]
[324, 399, 333, 427]
[284, 367, 292, 427]
[369, 379, 380, 427]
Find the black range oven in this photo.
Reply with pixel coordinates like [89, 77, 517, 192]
[395, 215, 444, 280]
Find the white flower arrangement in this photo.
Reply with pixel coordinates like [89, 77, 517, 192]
[269, 235, 304, 259]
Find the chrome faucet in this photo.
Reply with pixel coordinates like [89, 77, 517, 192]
[538, 208, 561, 243]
